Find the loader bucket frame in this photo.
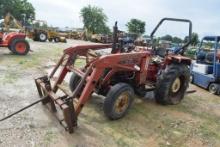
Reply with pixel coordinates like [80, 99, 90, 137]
[35, 44, 151, 133]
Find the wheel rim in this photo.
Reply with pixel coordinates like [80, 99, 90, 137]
[171, 77, 181, 93]
[113, 92, 129, 114]
[39, 33, 46, 40]
[55, 38, 59, 42]
[15, 42, 26, 53]
[209, 84, 217, 93]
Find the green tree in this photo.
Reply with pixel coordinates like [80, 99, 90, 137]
[126, 19, 145, 35]
[191, 32, 199, 46]
[0, 0, 35, 23]
[172, 36, 183, 44]
[161, 34, 173, 41]
[184, 32, 199, 46]
[80, 5, 110, 34]
[183, 36, 189, 43]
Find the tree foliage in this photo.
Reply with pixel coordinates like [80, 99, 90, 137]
[183, 36, 189, 43]
[80, 5, 110, 34]
[184, 32, 199, 46]
[161, 35, 173, 41]
[160, 35, 183, 43]
[191, 32, 199, 46]
[0, 0, 35, 23]
[172, 36, 183, 44]
[126, 19, 145, 35]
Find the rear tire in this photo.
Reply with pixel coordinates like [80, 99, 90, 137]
[38, 32, 47, 42]
[104, 83, 134, 120]
[10, 38, 30, 55]
[155, 64, 190, 105]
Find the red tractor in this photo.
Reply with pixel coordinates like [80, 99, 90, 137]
[0, 18, 192, 134]
[34, 18, 193, 133]
[0, 32, 30, 55]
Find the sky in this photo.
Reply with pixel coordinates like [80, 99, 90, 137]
[28, 0, 220, 38]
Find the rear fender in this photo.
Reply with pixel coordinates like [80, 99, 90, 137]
[165, 55, 191, 66]
[3, 32, 26, 46]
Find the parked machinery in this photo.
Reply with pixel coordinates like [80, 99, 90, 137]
[47, 30, 67, 43]
[0, 13, 30, 55]
[91, 34, 113, 43]
[26, 20, 67, 43]
[191, 36, 220, 94]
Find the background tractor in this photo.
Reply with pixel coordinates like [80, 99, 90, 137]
[0, 13, 30, 55]
[26, 20, 67, 43]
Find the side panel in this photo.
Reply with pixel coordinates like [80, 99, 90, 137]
[192, 62, 213, 74]
[192, 72, 215, 89]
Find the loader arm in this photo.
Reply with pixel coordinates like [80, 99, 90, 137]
[35, 44, 150, 133]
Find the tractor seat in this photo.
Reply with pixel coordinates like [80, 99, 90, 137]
[196, 51, 206, 62]
[196, 51, 214, 64]
[155, 48, 166, 57]
[205, 52, 214, 64]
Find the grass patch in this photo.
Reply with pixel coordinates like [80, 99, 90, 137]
[1, 47, 63, 70]
[167, 96, 220, 146]
[75, 59, 86, 68]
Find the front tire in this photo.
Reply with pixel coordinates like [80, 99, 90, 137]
[69, 72, 81, 92]
[104, 83, 134, 120]
[54, 37, 60, 42]
[155, 64, 190, 105]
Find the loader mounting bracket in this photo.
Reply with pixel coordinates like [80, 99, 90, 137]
[35, 76, 77, 133]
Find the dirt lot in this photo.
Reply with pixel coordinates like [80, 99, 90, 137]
[0, 39, 220, 147]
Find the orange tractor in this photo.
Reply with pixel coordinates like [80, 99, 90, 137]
[0, 32, 30, 55]
[0, 13, 30, 55]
